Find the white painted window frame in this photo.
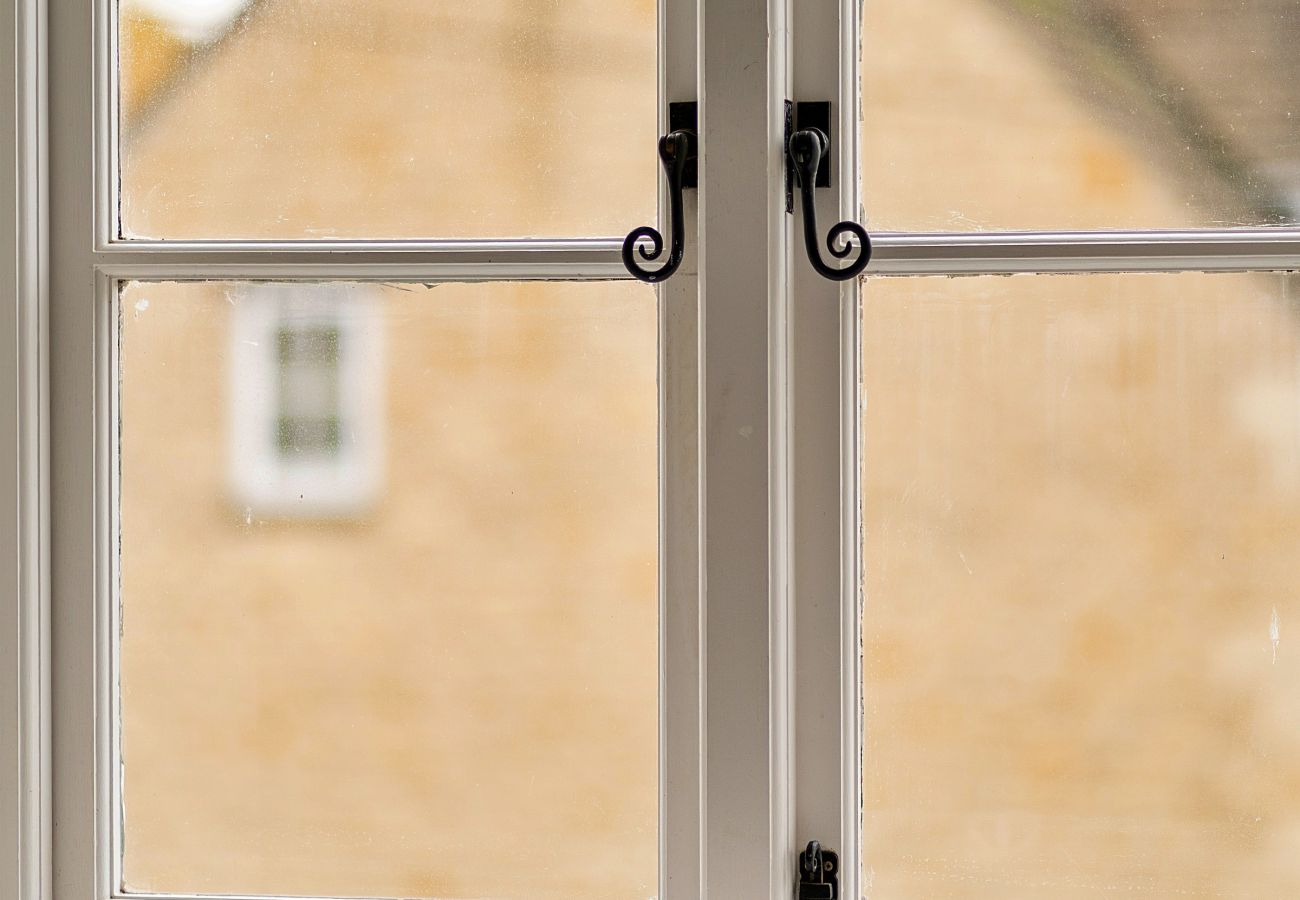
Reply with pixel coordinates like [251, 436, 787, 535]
[9, 1, 1300, 900]
[2, 1, 50, 900]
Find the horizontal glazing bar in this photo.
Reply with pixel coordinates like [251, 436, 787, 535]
[93, 239, 633, 281]
[95, 262, 634, 282]
[114, 895, 387, 900]
[99, 238, 626, 254]
[100, 231, 1300, 278]
[868, 230, 1300, 275]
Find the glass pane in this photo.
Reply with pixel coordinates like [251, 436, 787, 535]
[862, 272, 1300, 897]
[117, 280, 658, 898]
[117, 1, 656, 239]
[862, 2, 1300, 231]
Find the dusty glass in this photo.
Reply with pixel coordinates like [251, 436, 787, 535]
[860, 271, 1300, 897]
[117, 280, 658, 899]
[117, 0, 657, 239]
[862, 1, 1300, 231]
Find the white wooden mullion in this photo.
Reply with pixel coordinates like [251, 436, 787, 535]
[48, 0, 102, 898]
[696, 0, 793, 896]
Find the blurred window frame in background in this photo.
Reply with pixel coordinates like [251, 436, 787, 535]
[227, 283, 384, 520]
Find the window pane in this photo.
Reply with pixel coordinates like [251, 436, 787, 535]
[862, 272, 1300, 896]
[117, 1, 656, 239]
[863, 1, 1300, 231]
[117, 280, 658, 898]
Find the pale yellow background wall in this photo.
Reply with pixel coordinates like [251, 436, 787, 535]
[863, 272, 1300, 897]
[120, 281, 658, 899]
[120, 0, 658, 239]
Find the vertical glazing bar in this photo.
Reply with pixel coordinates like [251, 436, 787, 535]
[659, 0, 702, 897]
[790, 0, 862, 895]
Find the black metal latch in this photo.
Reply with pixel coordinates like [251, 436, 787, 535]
[621, 101, 698, 283]
[786, 101, 871, 281]
[797, 840, 838, 899]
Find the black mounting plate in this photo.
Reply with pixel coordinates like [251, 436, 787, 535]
[796, 101, 832, 188]
[669, 101, 698, 189]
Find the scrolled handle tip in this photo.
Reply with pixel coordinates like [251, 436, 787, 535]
[626, 226, 664, 262]
[622, 226, 680, 283]
[821, 220, 871, 279]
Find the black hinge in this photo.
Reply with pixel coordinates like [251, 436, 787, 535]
[797, 840, 838, 900]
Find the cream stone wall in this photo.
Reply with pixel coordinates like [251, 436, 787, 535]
[119, 281, 659, 899]
[120, 0, 658, 240]
[862, 271, 1300, 897]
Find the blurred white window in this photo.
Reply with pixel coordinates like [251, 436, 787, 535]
[227, 283, 384, 518]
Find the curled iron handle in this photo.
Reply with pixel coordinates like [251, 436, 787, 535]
[622, 130, 697, 283]
[789, 128, 871, 281]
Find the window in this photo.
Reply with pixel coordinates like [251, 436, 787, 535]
[224, 283, 384, 519]
[8, 1, 1300, 899]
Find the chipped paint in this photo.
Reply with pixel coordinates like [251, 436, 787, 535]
[1271, 606, 1281, 665]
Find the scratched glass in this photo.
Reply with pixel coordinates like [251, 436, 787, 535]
[117, 280, 658, 899]
[116, 0, 656, 239]
[862, 272, 1300, 898]
[863, 1, 1300, 230]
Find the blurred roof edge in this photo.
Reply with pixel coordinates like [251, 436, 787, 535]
[996, 0, 1300, 225]
[124, 0, 255, 43]
[119, 0, 259, 129]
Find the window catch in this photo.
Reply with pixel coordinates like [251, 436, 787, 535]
[797, 840, 839, 900]
[621, 101, 698, 283]
[786, 100, 872, 281]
